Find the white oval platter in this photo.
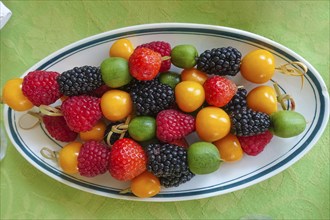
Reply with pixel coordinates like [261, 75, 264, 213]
[3, 23, 329, 202]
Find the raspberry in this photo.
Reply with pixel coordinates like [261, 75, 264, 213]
[77, 141, 110, 177]
[238, 130, 273, 156]
[156, 109, 195, 143]
[89, 84, 110, 98]
[42, 115, 78, 142]
[203, 75, 237, 107]
[22, 70, 61, 106]
[61, 95, 102, 132]
[129, 47, 162, 81]
[109, 138, 147, 181]
[136, 41, 171, 72]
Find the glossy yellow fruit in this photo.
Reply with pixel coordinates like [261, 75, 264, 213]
[79, 120, 107, 141]
[109, 38, 134, 60]
[58, 142, 82, 174]
[131, 171, 161, 198]
[181, 68, 208, 85]
[175, 81, 205, 112]
[101, 90, 132, 121]
[213, 133, 243, 162]
[240, 49, 275, 84]
[196, 107, 230, 142]
[247, 85, 278, 115]
[2, 78, 34, 111]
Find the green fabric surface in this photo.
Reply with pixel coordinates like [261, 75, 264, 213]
[0, 1, 329, 219]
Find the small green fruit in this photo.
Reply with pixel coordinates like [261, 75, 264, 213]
[159, 71, 181, 89]
[188, 142, 221, 175]
[270, 110, 307, 138]
[100, 57, 132, 88]
[171, 45, 198, 69]
[128, 116, 156, 142]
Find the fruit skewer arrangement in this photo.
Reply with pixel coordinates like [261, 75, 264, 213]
[2, 39, 308, 198]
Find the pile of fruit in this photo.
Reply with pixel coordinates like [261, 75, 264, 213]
[2, 38, 307, 198]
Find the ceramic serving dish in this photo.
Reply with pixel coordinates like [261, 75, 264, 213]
[3, 23, 329, 201]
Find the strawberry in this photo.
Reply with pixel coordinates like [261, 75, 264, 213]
[156, 109, 195, 143]
[136, 41, 171, 72]
[78, 141, 110, 177]
[43, 115, 78, 142]
[61, 95, 102, 132]
[108, 138, 147, 181]
[203, 75, 237, 107]
[128, 47, 162, 81]
[238, 130, 273, 156]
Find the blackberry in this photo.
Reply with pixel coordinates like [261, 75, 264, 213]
[196, 47, 241, 76]
[223, 87, 248, 113]
[129, 79, 175, 116]
[123, 78, 145, 93]
[230, 107, 271, 136]
[160, 170, 195, 188]
[57, 66, 103, 96]
[103, 121, 129, 146]
[146, 143, 194, 187]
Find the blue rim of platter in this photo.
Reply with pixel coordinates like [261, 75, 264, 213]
[5, 24, 329, 200]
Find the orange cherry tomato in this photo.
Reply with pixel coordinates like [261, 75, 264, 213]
[79, 120, 107, 141]
[213, 133, 243, 162]
[58, 142, 82, 174]
[101, 90, 132, 121]
[196, 107, 230, 142]
[131, 171, 161, 198]
[181, 68, 208, 85]
[247, 85, 278, 115]
[240, 49, 275, 84]
[2, 78, 34, 111]
[109, 38, 134, 60]
[175, 81, 205, 112]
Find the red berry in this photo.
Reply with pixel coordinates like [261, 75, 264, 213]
[129, 47, 162, 81]
[156, 109, 195, 143]
[78, 141, 110, 177]
[109, 138, 147, 181]
[90, 84, 111, 97]
[43, 115, 78, 142]
[22, 70, 62, 106]
[203, 76, 237, 107]
[168, 138, 189, 148]
[61, 95, 102, 132]
[136, 41, 171, 72]
[238, 130, 273, 156]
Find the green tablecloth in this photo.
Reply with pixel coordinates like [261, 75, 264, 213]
[1, 1, 329, 219]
